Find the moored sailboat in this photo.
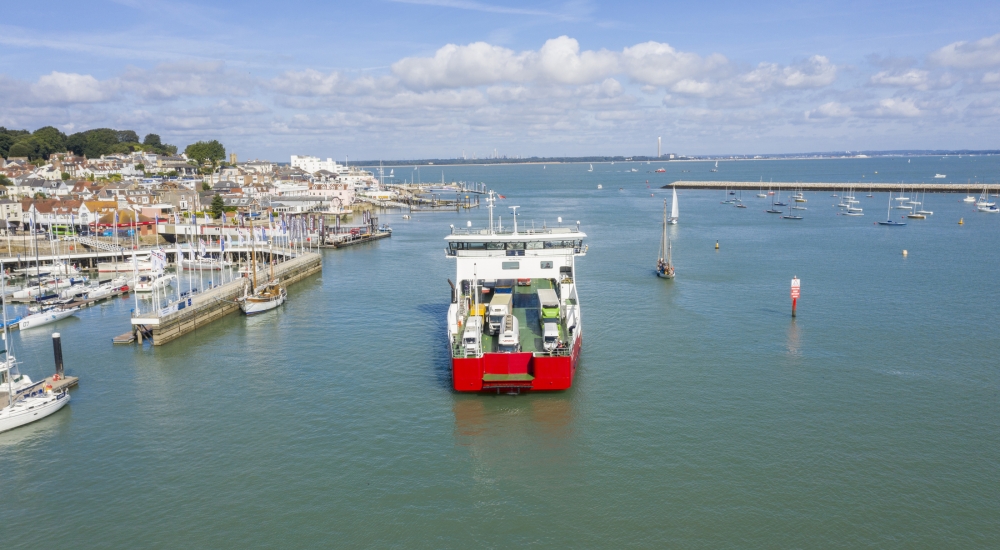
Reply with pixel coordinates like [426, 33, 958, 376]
[657, 199, 675, 279]
[668, 187, 678, 224]
[0, 262, 70, 434]
[238, 223, 286, 315]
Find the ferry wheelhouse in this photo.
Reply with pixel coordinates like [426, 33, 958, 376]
[446, 193, 586, 392]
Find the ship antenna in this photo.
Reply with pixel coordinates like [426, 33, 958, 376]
[510, 206, 520, 234]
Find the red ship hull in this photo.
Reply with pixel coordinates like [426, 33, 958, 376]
[452, 336, 582, 392]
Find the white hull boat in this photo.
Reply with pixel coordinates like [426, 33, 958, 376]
[14, 262, 81, 277]
[135, 273, 176, 292]
[18, 307, 80, 331]
[180, 258, 230, 271]
[0, 390, 70, 434]
[238, 287, 287, 315]
[97, 259, 154, 273]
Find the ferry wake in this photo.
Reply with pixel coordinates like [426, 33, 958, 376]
[446, 192, 587, 392]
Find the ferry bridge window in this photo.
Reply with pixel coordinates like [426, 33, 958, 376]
[540, 261, 553, 269]
[466, 242, 486, 250]
[448, 242, 461, 251]
[526, 241, 543, 249]
[487, 242, 505, 250]
[507, 242, 525, 250]
[502, 262, 520, 270]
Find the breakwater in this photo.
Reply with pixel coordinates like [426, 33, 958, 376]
[665, 181, 1000, 192]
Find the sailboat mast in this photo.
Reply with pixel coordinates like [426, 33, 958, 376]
[1, 260, 11, 406]
[661, 199, 667, 259]
[248, 219, 258, 292]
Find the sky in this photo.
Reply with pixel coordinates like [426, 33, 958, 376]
[2, 0, 999, 160]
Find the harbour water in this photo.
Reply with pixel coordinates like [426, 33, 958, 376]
[2, 157, 999, 547]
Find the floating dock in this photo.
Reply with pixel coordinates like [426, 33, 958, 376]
[128, 251, 322, 346]
[665, 181, 1000, 193]
[322, 229, 392, 249]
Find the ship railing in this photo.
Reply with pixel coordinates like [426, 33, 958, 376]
[450, 227, 582, 236]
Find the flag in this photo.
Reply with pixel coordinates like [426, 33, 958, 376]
[498, 194, 506, 199]
[199, 239, 206, 256]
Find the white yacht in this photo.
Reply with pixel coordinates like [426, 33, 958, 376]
[134, 272, 176, 292]
[18, 307, 80, 331]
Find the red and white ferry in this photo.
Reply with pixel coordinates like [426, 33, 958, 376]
[446, 193, 586, 392]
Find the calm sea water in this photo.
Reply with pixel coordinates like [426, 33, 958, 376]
[2, 157, 999, 548]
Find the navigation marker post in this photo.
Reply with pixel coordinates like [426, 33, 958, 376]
[790, 276, 801, 317]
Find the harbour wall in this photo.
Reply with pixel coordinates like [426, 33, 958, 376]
[132, 251, 322, 346]
[664, 181, 1000, 192]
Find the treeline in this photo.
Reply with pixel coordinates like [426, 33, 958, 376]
[0, 126, 178, 161]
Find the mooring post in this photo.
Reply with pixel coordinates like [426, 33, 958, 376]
[791, 276, 800, 317]
[52, 332, 64, 377]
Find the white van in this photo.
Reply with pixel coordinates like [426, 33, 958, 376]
[542, 321, 559, 352]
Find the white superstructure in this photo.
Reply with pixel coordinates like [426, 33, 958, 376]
[290, 155, 343, 174]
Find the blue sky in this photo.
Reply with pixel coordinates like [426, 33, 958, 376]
[2, 0, 999, 160]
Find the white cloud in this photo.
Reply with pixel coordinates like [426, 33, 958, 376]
[120, 61, 252, 100]
[742, 56, 837, 90]
[30, 72, 114, 104]
[805, 101, 852, 119]
[929, 33, 1000, 68]
[621, 41, 727, 87]
[392, 37, 724, 90]
[871, 98, 921, 118]
[870, 69, 929, 88]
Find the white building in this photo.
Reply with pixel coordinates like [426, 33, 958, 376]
[290, 155, 343, 174]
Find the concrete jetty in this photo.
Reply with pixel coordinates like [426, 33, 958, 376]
[128, 251, 322, 346]
[664, 181, 1000, 193]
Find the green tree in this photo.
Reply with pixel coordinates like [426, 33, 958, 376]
[61, 172, 70, 180]
[0, 175, 11, 186]
[7, 140, 35, 159]
[0, 127, 30, 158]
[34, 191, 47, 199]
[32, 126, 67, 155]
[116, 130, 139, 143]
[209, 194, 225, 219]
[184, 140, 226, 168]
[143, 133, 162, 147]
[202, 182, 212, 191]
[136, 163, 145, 172]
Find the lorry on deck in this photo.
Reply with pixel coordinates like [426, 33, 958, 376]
[487, 293, 513, 334]
[462, 316, 482, 356]
[497, 314, 520, 353]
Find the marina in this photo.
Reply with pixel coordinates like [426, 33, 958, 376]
[2, 158, 1000, 547]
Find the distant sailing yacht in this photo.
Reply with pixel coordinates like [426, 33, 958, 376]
[710, 161, 718, 172]
[656, 200, 675, 279]
[878, 193, 906, 226]
[588, 164, 593, 172]
[668, 187, 678, 224]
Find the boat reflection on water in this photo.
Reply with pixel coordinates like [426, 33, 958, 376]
[452, 394, 577, 480]
[786, 319, 802, 358]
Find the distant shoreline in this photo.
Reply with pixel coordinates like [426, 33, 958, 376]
[354, 150, 1000, 168]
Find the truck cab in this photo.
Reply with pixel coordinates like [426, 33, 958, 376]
[462, 316, 482, 356]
